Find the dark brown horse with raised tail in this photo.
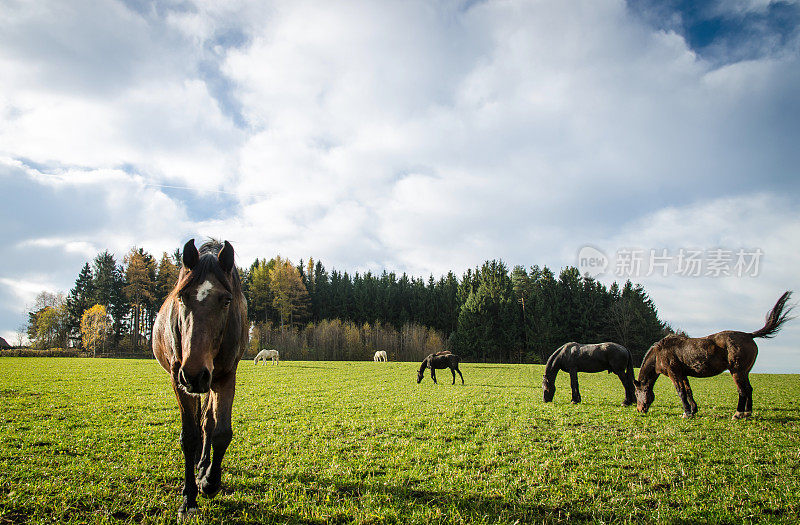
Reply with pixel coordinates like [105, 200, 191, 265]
[417, 352, 464, 384]
[635, 291, 793, 419]
[153, 239, 248, 520]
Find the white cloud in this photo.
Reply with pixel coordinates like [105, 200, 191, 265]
[586, 194, 800, 373]
[0, 276, 60, 312]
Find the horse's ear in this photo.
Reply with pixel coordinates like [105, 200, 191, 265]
[182, 239, 199, 270]
[218, 240, 235, 273]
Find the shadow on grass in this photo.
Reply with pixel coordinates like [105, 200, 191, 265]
[274, 364, 329, 370]
[470, 383, 535, 389]
[219, 472, 606, 524]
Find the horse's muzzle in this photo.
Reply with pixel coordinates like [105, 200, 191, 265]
[179, 367, 211, 394]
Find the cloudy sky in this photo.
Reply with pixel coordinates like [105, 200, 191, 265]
[1, 0, 798, 371]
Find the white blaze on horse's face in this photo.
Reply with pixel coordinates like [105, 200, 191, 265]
[196, 280, 214, 302]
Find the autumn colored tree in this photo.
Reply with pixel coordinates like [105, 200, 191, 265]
[248, 258, 275, 323]
[155, 252, 180, 306]
[269, 256, 310, 329]
[81, 304, 111, 357]
[123, 247, 156, 353]
[26, 292, 69, 349]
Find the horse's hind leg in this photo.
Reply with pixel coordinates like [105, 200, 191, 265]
[451, 367, 456, 385]
[616, 371, 634, 406]
[731, 372, 753, 419]
[456, 366, 464, 385]
[197, 372, 236, 498]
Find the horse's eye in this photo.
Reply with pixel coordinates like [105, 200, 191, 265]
[222, 296, 232, 307]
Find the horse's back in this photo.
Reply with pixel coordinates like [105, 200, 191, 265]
[563, 342, 628, 373]
[430, 353, 459, 368]
[667, 334, 740, 377]
[710, 331, 758, 372]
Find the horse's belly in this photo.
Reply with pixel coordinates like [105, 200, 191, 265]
[579, 363, 608, 373]
[685, 359, 727, 377]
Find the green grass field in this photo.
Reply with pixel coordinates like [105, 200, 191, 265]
[1, 358, 799, 524]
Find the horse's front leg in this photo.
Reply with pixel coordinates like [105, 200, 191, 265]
[173, 383, 202, 519]
[669, 374, 693, 418]
[197, 394, 214, 483]
[682, 378, 698, 415]
[569, 369, 581, 403]
[431, 367, 437, 384]
[197, 372, 236, 498]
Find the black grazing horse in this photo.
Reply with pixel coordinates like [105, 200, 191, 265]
[153, 239, 248, 520]
[417, 352, 464, 384]
[542, 342, 635, 405]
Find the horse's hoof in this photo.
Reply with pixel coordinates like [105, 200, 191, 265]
[732, 411, 751, 420]
[681, 412, 694, 419]
[177, 505, 198, 523]
[198, 478, 221, 499]
[571, 400, 581, 404]
[622, 400, 633, 407]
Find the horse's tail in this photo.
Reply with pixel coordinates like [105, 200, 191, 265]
[751, 291, 794, 339]
[625, 347, 635, 384]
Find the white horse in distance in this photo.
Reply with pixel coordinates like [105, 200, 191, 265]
[373, 350, 387, 362]
[254, 349, 279, 365]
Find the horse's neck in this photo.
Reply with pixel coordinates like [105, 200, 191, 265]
[638, 352, 659, 386]
[419, 358, 429, 372]
[544, 351, 561, 380]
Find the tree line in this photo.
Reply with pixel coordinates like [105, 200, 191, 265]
[23, 244, 669, 363]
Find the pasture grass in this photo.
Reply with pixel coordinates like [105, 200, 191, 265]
[1, 358, 799, 524]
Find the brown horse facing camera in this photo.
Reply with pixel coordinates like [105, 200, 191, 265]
[152, 239, 248, 520]
[635, 291, 794, 419]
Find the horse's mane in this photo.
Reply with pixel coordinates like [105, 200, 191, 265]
[641, 334, 678, 367]
[544, 343, 572, 376]
[172, 239, 241, 298]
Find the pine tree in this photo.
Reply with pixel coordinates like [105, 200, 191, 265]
[66, 263, 95, 347]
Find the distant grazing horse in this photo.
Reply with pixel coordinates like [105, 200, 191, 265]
[255, 349, 279, 365]
[373, 350, 387, 362]
[635, 291, 794, 419]
[542, 342, 635, 405]
[152, 239, 248, 520]
[417, 352, 464, 384]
